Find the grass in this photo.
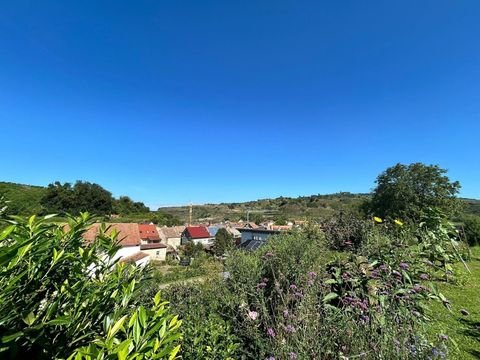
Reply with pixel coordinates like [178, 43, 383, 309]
[151, 256, 223, 285]
[426, 247, 480, 359]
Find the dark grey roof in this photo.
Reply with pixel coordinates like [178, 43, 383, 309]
[240, 239, 265, 251]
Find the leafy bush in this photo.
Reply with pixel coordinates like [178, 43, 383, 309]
[461, 215, 480, 247]
[321, 212, 374, 250]
[0, 213, 181, 359]
[168, 225, 451, 359]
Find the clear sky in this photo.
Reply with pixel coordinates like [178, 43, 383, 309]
[1, 1, 479, 208]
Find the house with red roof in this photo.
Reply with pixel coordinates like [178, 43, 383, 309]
[138, 224, 161, 243]
[181, 226, 215, 247]
[82, 223, 167, 264]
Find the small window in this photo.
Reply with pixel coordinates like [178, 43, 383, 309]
[156, 251, 160, 256]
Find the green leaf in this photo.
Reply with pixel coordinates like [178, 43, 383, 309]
[47, 316, 72, 326]
[23, 311, 36, 326]
[322, 292, 339, 303]
[0, 225, 15, 241]
[1, 331, 24, 343]
[169, 345, 181, 360]
[107, 315, 128, 339]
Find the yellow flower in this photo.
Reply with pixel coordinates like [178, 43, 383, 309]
[373, 217, 383, 223]
[394, 219, 404, 226]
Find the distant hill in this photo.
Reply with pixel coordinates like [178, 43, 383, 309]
[162, 193, 480, 223]
[161, 193, 371, 223]
[0, 182, 47, 214]
[2, 181, 479, 221]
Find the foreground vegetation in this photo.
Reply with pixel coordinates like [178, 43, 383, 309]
[2, 163, 480, 359]
[426, 247, 480, 359]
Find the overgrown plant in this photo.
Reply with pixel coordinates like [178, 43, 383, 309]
[0, 212, 181, 359]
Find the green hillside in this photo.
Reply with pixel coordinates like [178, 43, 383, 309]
[0, 182, 47, 214]
[162, 193, 480, 223]
[2, 181, 479, 223]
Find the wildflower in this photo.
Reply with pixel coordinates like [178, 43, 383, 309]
[283, 309, 289, 318]
[262, 252, 274, 260]
[257, 282, 267, 290]
[399, 262, 409, 270]
[370, 269, 380, 279]
[394, 219, 404, 226]
[289, 352, 298, 360]
[439, 334, 449, 341]
[285, 325, 296, 333]
[379, 264, 388, 272]
[266, 357, 275, 360]
[392, 270, 402, 278]
[294, 292, 304, 299]
[308, 271, 317, 279]
[420, 273, 429, 280]
[267, 328, 276, 338]
[248, 311, 258, 320]
[374, 217, 383, 223]
[289, 284, 298, 290]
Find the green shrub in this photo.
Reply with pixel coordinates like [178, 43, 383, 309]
[0, 213, 181, 359]
[461, 215, 480, 247]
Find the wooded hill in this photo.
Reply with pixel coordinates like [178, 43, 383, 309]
[1, 181, 479, 223]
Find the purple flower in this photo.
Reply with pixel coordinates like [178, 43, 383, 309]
[283, 309, 289, 318]
[342, 272, 350, 281]
[257, 282, 267, 290]
[266, 357, 275, 360]
[248, 311, 258, 320]
[294, 292, 304, 299]
[419, 273, 429, 280]
[379, 264, 388, 272]
[392, 270, 402, 278]
[399, 262, 409, 270]
[262, 277, 269, 283]
[289, 352, 298, 360]
[266, 328, 276, 338]
[308, 271, 317, 279]
[263, 252, 274, 260]
[285, 325, 296, 333]
[370, 270, 380, 279]
[289, 284, 298, 290]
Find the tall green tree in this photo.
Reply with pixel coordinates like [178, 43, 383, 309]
[41, 181, 114, 215]
[368, 163, 461, 221]
[113, 196, 150, 215]
[214, 228, 234, 256]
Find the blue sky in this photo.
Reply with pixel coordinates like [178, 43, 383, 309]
[1, 1, 479, 208]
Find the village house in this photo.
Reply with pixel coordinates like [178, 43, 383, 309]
[181, 226, 215, 247]
[83, 223, 167, 265]
[158, 225, 185, 250]
[237, 228, 281, 250]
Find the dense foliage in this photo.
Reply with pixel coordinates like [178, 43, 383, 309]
[461, 215, 480, 247]
[368, 163, 461, 222]
[41, 181, 115, 215]
[0, 212, 181, 359]
[214, 228, 234, 256]
[141, 216, 469, 359]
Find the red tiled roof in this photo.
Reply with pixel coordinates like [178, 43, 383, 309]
[185, 226, 211, 239]
[138, 224, 161, 241]
[140, 243, 167, 250]
[83, 223, 142, 246]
